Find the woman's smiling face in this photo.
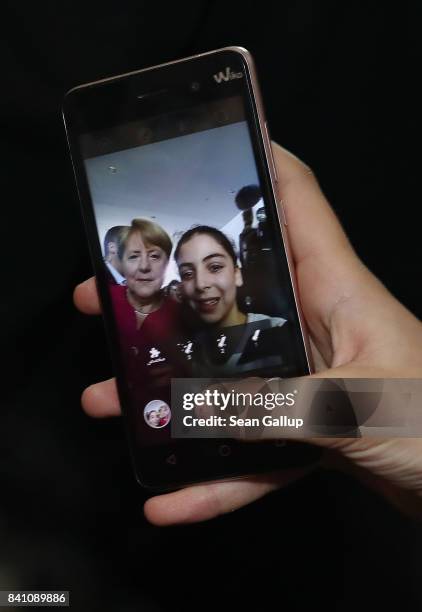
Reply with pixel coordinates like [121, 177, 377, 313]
[147, 411, 160, 427]
[177, 233, 243, 327]
[122, 231, 168, 301]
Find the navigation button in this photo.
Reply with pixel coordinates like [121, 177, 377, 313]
[218, 444, 232, 457]
[165, 454, 177, 466]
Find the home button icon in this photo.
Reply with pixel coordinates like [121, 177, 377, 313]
[218, 444, 232, 457]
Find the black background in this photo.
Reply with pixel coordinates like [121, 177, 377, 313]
[1, 2, 421, 611]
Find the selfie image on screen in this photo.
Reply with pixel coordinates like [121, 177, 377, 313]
[81, 98, 303, 441]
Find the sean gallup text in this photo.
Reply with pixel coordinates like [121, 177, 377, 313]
[182, 415, 304, 429]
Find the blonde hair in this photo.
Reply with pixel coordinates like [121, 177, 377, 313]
[118, 218, 172, 260]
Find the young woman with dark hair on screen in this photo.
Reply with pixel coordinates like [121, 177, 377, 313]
[174, 225, 286, 376]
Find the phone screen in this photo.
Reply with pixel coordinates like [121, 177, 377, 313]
[64, 49, 315, 485]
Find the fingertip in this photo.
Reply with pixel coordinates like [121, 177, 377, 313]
[81, 379, 121, 418]
[81, 385, 100, 417]
[73, 282, 84, 308]
[271, 141, 316, 185]
[73, 277, 101, 315]
[143, 496, 172, 526]
[143, 492, 191, 526]
[143, 486, 219, 526]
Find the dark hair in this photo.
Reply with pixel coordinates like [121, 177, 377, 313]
[103, 225, 126, 256]
[174, 226, 238, 266]
[235, 185, 261, 210]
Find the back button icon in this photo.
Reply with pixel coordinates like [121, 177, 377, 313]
[166, 454, 177, 466]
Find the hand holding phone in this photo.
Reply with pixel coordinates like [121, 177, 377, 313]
[75, 140, 422, 523]
[64, 48, 316, 488]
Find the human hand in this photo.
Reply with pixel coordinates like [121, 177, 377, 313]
[74, 143, 422, 524]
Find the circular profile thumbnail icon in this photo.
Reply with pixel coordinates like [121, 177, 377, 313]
[144, 400, 171, 429]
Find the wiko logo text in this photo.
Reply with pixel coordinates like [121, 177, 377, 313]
[213, 67, 243, 83]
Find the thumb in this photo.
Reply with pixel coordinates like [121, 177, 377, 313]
[272, 144, 374, 362]
[272, 143, 356, 269]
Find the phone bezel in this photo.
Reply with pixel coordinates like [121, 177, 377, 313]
[63, 46, 316, 489]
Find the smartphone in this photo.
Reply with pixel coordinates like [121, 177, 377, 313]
[63, 46, 318, 489]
